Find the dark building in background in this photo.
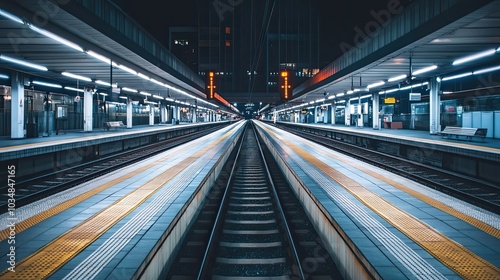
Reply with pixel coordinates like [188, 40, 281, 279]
[168, 27, 198, 74]
[164, 0, 320, 117]
[196, 0, 320, 108]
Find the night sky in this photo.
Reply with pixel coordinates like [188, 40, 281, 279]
[111, 0, 414, 69]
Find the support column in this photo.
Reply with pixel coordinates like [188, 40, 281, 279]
[126, 100, 132, 128]
[345, 100, 351, 126]
[314, 107, 318, 123]
[429, 78, 441, 134]
[324, 107, 328, 124]
[10, 72, 24, 139]
[357, 103, 364, 127]
[331, 103, 336, 125]
[160, 104, 166, 123]
[83, 88, 93, 132]
[149, 105, 154, 125]
[273, 111, 277, 124]
[172, 105, 179, 124]
[372, 92, 380, 129]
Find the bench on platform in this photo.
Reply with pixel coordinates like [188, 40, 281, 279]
[440, 126, 487, 141]
[105, 121, 126, 130]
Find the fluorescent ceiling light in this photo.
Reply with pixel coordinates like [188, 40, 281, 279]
[327, 95, 335, 100]
[0, 73, 9, 79]
[122, 87, 137, 93]
[385, 88, 400, 93]
[165, 97, 175, 102]
[139, 91, 151, 96]
[62, 71, 92, 82]
[32, 81, 62, 88]
[452, 49, 496, 65]
[347, 90, 354, 94]
[95, 80, 117, 87]
[367, 81, 385, 89]
[152, 95, 164, 99]
[441, 72, 472, 81]
[0, 9, 23, 24]
[336, 93, 345, 97]
[64, 86, 84, 92]
[119, 96, 128, 99]
[151, 78, 164, 86]
[315, 98, 325, 103]
[388, 74, 407, 82]
[99, 92, 108, 96]
[114, 63, 137, 75]
[473, 65, 500, 75]
[29, 25, 83, 52]
[413, 65, 437, 75]
[0, 54, 48, 71]
[360, 94, 372, 99]
[95, 80, 111, 87]
[86, 51, 111, 64]
[137, 73, 150, 80]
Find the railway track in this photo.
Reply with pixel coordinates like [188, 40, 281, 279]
[166, 121, 341, 279]
[0, 126, 223, 212]
[271, 123, 500, 215]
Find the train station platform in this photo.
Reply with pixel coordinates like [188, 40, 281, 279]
[0, 121, 233, 182]
[0, 122, 210, 155]
[254, 120, 500, 279]
[0, 120, 246, 279]
[268, 121, 500, 186]
[0, 119, 498, 279]
[308, 122, 500, 150]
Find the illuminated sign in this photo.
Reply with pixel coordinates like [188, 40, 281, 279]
[206, 71, 216, 99]
[279, 70, 292, 100]
[384, 97, 396, 104]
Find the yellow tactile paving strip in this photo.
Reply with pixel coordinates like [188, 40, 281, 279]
[0, 136, 205, 241]
[0, 125, 238, 280]
[258, 122, 500, 280]
[299, 140, 500, 239]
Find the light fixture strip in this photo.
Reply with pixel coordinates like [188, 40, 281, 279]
[0, 54, 48, 71]
[122, 87, 138, 93]
[367, 81, 385, 89]
[0, 9, 24, 24]
[32, 81, 62, 88]
[115, 63, 137, 75]
[412, 65, 437, 75]
[388, 74, 407, 82]
[86, 51, 111, 64]
[95, 80, 111, 87]
[473, 65, 500, 75]
[0, 74, 9, 79]
[29, 25, 84, 52]
[139, 91, 151, 96]
[64, 86, 84, 92]
[442, 72, 472, 81]
[137, 73, 150, 80]
[452, 49, 496, 65]
[61, 71, 92, 82]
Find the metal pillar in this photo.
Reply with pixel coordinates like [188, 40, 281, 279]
[149, 104, 154, 126]
[10, 72, 24, 139]
[83, 88, 93, 132]
[372, 92, 380, 130]
[126, 100, 132, 128]
[429, 78, 441, 134]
